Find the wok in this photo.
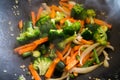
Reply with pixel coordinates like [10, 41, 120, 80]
[0, 0, 120, 80]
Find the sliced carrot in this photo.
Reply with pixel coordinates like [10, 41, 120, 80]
[37, 7, 43, 21]
[28, 64, 41, 80]
[65, 51, 78, 65]
[65, 59, 79, 71]
[86, 18, 112, 29]
[56, 50, 64, 61]
[65, 56, 71, 64]
[45, 58, 60, 78]
[18, 20, 23, 30]
[81, 39, 94, 45]
[62, 43, 71, 55]
[50, 8, 56, 18]
[31, 11, 36, 26]
[61, 6, 70, 13]
[73, 45, 81, 52]
[60, 17, 70, 25]
[14, 37, 48, 54]
[59, 1, 73, 10]
[70, 48, 74, 56]
[18, 46, 36, 55]
[51, 5, 62, 12]
[94, 18, 112, 29]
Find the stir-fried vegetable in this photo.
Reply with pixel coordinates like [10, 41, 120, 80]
[14, 1, 114, 80]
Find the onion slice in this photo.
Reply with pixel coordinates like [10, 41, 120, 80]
[80, 43, 100, 65]
[70, 62, 103, 74]
[106, 45, 114, 51]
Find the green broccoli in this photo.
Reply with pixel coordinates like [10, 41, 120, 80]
[87, 9, 96, 24]
[16, 21, 40, 44]
[48, 29, 67, 43]
[33, 57, 52, 75]
[71, 4, 84, 19]
[63, 20, 81, 35]
[81, 24, 99, 40]
[58, 33, 77, 49]
[54, 11, 65, 22]
[93, 27, 107, 45]
[35, 15, 56, 36]
[71, 3, 96, 20]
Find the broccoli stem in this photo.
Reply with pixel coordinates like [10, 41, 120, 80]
[58, 33, 77, 49]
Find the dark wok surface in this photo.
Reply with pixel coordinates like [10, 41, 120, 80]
[0, 0, 120, 80]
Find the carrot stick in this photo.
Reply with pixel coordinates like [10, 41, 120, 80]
[37, 7, 43, 21]
[70, 48, 74, 56]
[33, 37, 48, 45]
[59, 1, 73, 10]
[65, 56, 71, 64]
[65, 51, 78, 65]
[18, 20, 23, 30]
[73, 45, 81, 52]
[60, 17, 70, 25]
[62, 43, 71, 55]
[31, 11, 36, 26]
[56, 50, 64, 61]
[86, 18, 112, 29]
[61, 6, 70, 13]
[65, 59, 79, 71]
[14, 37, 48, 54]
[45, 58, 60, 78]
[50, 8, 56, 18]
[81, 39, 94, 45]
[18, 46, 36, 55]
[51, 5, 62, 12]
[28, 64, 41, 80]
[94, 18, 112, 29]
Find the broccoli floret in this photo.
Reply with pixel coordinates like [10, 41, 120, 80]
[81, 24, 99, 40]
[35, 15, 56, 36]
[48, 29, 67, 43]
[16, 21, 40, 44]
[33, 57, 52, 75]
[87, 9, 96, 17]
[58, 33, 77, 49]
[93, 27, 107, 45]
[48, 48, 57, 60]
[54, 11, 65, 22]
[36, 15, 50, 26]
[71, 3, 96, 20]
[71, 4, 84, 19]
[63, 20, 81, 35]
[81, 28, 93, 40]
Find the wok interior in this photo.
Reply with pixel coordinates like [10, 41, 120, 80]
[0, 0, 120, 80]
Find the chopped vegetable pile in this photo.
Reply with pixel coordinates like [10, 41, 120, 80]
[14, 0, 114, 80]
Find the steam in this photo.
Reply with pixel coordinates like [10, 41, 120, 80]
[84, 0, 120, 19]
[106, 0, 120, 18]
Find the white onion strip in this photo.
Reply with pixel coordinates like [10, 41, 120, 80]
[70, 62, 103, 74]
[106, 45, 114, 51]
[80, 43, 100, 65]
[78, 45, 90, 57]
[103, 50, 110, 68]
